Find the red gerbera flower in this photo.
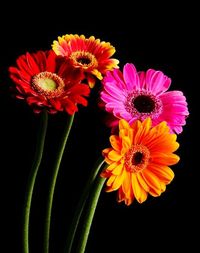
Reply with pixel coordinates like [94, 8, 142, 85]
[52, 34, 119, 88]
[9, 50, 90, 114]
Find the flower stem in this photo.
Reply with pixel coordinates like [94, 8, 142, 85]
[75, 167, 107, 253]
[23, 110, 48, 253]
[43, 114, 75, 253]
[65, 157, 105, 253]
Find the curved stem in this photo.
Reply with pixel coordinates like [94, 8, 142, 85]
[65, 157, 105, 253]
[43, 114, 75, 253]
[23, 110, 48, 253]
[75, 171, 106, 253]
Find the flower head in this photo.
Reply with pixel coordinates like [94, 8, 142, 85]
[9, 50, 90, 114]
[101, 63, 189, 134]
[52, 34, 119, 88]
[101, 118, 180, 205]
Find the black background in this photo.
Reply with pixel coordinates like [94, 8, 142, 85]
[1, 2, 198, 253]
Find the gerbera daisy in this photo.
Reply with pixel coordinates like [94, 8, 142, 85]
[101, 118, 180, 205]
[100, 63, 189, 134]
[9, 50, 90, 114]
[52, 34, 119, 88]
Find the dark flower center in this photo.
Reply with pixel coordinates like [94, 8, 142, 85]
[70, 51, 98, 68]
[77, 57, 91, 65]
[125, 144, 150, 173]
[132, 152, 144, 165]
[132, 95, 155, 113]
[125, 91, 163, 121]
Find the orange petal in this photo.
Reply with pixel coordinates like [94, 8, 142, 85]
[131, 174, 148, 203]
[151, 153, 180, 166]
[133, 118, 152, 144]
[107, 175, 116, 187]
[142, 169, 163, 196]
[91, 69, 103, 80]
[112, 163, 124, 175]
[121, 135, 132, 154]
[106, 162, 120, 171]
[122, 171, 131, 195]
[108, 150, 122, 161]
[137, 172, 150, 192]
[110, 135, 121, 152]
[117, 187, 126, 203]
[119, 119, 130, 131]
[112, 170, 125, 190]
[148, 164, 174, 184]
[87, 74, 96, 88]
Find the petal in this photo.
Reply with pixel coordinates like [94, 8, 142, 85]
[112, 169, 125, 189]
[107, 175, 116, 186]
[112, 163, 124, 175]
[106, 162, 120, 171]
[108, 150, 122, 161]
[123, 63, 140, 90]
[142, 169, 163, 196]
[149, 164, 174, 184]
[145, 69, 171, 95]
[133, 117, 152, 144]
[151, 153, 180, 166]
[122, 171, 131, 195]
[131, 173, 148, 203]
[119, 119, 130, 131]
[137, 172, 149, 192]
[110, 135, 121, 151]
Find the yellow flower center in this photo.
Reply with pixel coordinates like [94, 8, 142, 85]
[69, 51, 98, 69]
[125, 144, 150, 173]
[32, 71, 65, 98]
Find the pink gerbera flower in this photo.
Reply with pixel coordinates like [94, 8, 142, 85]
[101, 63, 189, 134]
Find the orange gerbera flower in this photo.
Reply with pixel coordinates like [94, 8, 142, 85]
[101, 118, 180, 205]
[52, 34, 119, 88]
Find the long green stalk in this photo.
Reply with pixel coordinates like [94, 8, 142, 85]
[23, 110, 48, 253]
[43, 114, 74, 253]
[76, 174, 106, 253]
[65, 158, 105, 253]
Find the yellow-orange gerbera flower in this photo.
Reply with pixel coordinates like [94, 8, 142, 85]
[52, 34, 119, 88]
[101, 118, 180, 205]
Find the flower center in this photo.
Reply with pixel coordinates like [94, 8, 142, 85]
[32, 71, 65, 98]
[70, 51, 98, 69]
[125, 144, 150, 173]
[132, 152, 144, 165]
[133, 95, 155, 113]
[125, 90, 163, 120]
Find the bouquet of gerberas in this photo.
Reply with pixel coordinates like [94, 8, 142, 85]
[8, 33, 189, 253]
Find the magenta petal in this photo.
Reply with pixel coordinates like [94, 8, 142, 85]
[158, 90, 189, 133]
[101, 92, 123, 103]
[138, 71, 146, 88]
[103, 83, 126, 101]
[145, 69, 171, 95]
[103, 70, 126, 90]
[123, 63, 140, 90]
[105, 102, 124, 113]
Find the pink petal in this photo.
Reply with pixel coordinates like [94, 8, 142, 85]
[158, 90, 189, 133]
[103, 83, 126, 100]
[138, 71, 146, 88]
[103, 69, 126, 90]
[123, 63, 140, 91]
[145, 69, 171, 95]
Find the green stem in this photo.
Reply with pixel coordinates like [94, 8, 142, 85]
[23, 110, 48, 253]
[76, 167, 107, 253]
[65, 157, 105, 253]
[43, 114, 75, 253]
